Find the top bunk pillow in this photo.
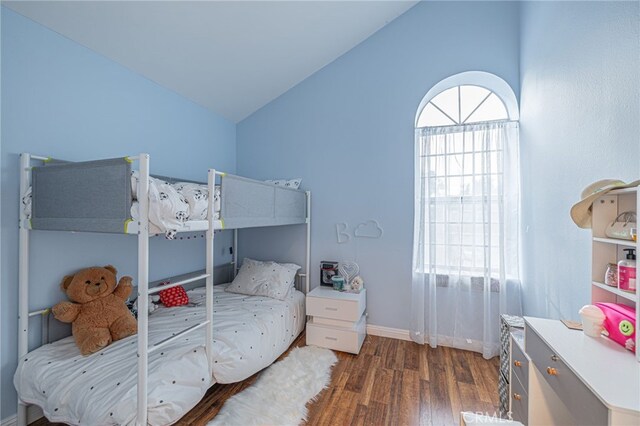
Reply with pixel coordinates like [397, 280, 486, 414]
[226, 258, 300, 301]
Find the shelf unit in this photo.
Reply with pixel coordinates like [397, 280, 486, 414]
[592, 281, 636, 302]
[592, 237, 636, 247]
[590, 187, 639, 362]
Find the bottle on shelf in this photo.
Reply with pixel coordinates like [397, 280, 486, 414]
[618, 248, 637, 293]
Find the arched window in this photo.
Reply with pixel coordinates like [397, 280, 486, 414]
[413, 72, 519, 276]
[416, 85, 509, 127]
[411, 72, 522, 355]
[415, 70, 519, 127]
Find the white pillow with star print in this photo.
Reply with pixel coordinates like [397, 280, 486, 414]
[226, 258, 300, 300]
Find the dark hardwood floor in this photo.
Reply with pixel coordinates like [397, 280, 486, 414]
[32, 333, 500, 425]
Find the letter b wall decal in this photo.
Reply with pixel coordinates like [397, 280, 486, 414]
[336, 222, 351, 244]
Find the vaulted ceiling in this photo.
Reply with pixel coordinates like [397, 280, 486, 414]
[4, 1, 418, 122]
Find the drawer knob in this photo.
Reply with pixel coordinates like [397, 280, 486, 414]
[550, 354, 559, 362]
[513, 360, 522, 367]
[513, 393, 522, 401]
[546, 367, 558, 376]
[325, 307, 338, 311]
[325, 336, 338, 341]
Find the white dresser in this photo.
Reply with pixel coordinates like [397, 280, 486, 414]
[510, 317, 640, 425]
[305, 286, 366, 354]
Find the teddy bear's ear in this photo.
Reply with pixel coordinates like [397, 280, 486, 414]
[103, 265, 117, 276]
[60, 275, 74, 291]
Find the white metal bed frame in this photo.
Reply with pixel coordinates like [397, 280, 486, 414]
[17, 153, 311, 426]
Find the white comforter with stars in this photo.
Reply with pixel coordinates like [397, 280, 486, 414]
[14, 285, 305, 426]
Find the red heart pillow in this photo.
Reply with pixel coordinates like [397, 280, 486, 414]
[159, 285, 189, 307]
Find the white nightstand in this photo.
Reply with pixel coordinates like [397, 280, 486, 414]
[305, 286, 366, 354]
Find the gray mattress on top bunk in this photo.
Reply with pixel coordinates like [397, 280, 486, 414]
[29, 157, 307, 233]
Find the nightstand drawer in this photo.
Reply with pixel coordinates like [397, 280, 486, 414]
[511, 336, 529, 389]
[526, 327, 607, 426]
[306, 315, 366, 354]
[307, 290, 365, 322]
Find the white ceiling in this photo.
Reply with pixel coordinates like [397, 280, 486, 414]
[4, 0, 417, 122]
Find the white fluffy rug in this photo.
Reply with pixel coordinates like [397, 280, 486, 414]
[208, 345, 337, 426]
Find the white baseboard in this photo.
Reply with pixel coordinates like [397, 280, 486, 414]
[1, 416, 15, 426]
[366, 324, 412, 341]
[1, 405, 43, 426]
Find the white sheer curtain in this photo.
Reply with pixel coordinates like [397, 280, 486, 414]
[411, 121, 522, 359]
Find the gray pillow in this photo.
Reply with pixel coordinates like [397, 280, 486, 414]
[225, 258, 301, 300]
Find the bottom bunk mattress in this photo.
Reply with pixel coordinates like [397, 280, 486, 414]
[14, 285, 305, 426]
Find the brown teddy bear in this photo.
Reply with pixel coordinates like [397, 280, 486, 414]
[52, 265, 137, 355]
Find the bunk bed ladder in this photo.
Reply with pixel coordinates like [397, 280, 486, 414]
[134, 160, 218, 425]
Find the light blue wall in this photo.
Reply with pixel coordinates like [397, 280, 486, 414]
[236, 1, 521, 330]
[519, 1, 639, 320]
[0, 8, 236, 419]
[3, 0, 636, 420]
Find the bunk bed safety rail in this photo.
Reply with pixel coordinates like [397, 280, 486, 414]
[30, 157, 133, 233]
[219, 174, 307, 229]
[148, 273, 210, 294]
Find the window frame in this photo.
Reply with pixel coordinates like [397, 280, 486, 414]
[415, 71, 519, 127]
[417, 85, 509, 128]
[418, 128, 507, 277]
[415, 72, 518, 278]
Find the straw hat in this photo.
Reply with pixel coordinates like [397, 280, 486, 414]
[570, 179, 640, 229]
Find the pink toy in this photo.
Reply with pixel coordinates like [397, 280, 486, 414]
[595, 303, 636, 353]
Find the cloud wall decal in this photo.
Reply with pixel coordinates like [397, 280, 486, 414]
[354, 220, 384, 239]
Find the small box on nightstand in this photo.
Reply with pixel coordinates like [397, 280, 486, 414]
[305, 286, 366, 354]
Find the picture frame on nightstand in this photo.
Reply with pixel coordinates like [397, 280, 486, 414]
[320, 261, 339, 287]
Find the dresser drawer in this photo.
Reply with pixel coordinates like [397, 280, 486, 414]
[511, 336, 529, 389]
[510, 373, 528, 424]
[526, 327, 608, 426]
[306, 314, 366, 354]
[307, 292, 365, 322]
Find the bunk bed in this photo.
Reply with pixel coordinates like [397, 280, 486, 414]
[16, 153, 311, 426]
